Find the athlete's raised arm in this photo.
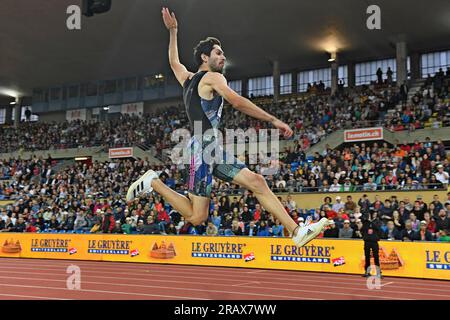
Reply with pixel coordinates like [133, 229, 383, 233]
[204, 72, 293, 138]
[161, 7, 194, 87]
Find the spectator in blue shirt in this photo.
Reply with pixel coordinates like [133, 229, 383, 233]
[257, 221, 270, 237]
[271, 219, 284, 237]
[210, 210, 221, 229]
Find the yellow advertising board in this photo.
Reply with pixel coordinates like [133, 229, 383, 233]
[0, 233, 449, 280]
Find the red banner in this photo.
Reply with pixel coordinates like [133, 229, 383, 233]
[344, 127, 383, 142]
[108, 147, 133, 158]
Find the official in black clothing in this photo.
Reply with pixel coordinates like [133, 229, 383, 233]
[361, 212, 383, 278]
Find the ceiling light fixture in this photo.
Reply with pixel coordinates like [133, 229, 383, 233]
[328, 52, 337, 62]
[0, 88, 19, 98]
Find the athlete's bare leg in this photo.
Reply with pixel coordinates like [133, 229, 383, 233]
[232, 168, 299, 235]
[151, 179, 209, 225]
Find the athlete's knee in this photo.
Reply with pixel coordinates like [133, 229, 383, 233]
[187, 214, 206, 226]
[247, 173, 269, 194]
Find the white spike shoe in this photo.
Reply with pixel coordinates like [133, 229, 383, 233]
[126, 170, 158, 202]
[293, 218, 333, 247]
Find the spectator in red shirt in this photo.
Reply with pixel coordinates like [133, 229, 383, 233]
[157, 208, 170, 233]
[291, 211, 300, 225]
[157, 208, 170, 224]
[253, 210, 261, 222]
[412, 140, 422, 152]
[372, 197, 383, 211]
[324, 205, 338, 219]
[253, 203, 262, 222]
[423, 211, 437, 237]
[101, 209, 115, 234]
[400, 140, 411, 153]
[420, 154, 432, 173]
[93, 203, 103, 215]
[25, 222, 37, 233]
[135, 203, 145, 217]
[337, 208, 350, 220]
[154, 198, 164, 212]
[385, 170, 398, 187]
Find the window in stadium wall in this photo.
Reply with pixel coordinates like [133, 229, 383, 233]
[421, 50, 450, 77]
[143, 75, 164, 88]
[248, 76, 274, 97]
[80, 84, 86, 97]
[338, 65, 348, 87]
[11, 106, 39, 122]
[104, 80, 117, 94]
[86, 83, 98, 96]
[143, 76, 154, 88]
[97, 83, 105, 96]
[68, 85, 79, 98]
[0, 108, 5, 124]
[116, 80, 123, 93]
[136, 77, 143, 90]
[50, 88, 61, 100]
[32, 89, 46, 103]
[355, 57, 411, 85]
[297, 66, 349, 92]
[228, 80, 242, 95]
[124, 77, 137, 91]
[280, 73, 292, 94]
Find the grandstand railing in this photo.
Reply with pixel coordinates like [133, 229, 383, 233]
[0, 183, 446, 202]
[204, 183, 448, 196]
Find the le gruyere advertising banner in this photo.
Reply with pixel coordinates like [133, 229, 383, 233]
[0, 233, 449, 280]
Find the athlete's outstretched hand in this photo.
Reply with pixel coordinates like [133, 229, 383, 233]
[161, 7, 178, 30]
[272, 119, 294, 139]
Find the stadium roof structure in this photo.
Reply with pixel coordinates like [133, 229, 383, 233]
[0, 0, 449, 103]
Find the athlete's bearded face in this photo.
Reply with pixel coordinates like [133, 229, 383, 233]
[206, 45, 226, 73]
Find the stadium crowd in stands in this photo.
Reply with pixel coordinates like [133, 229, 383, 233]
[1, 68, 448, 159]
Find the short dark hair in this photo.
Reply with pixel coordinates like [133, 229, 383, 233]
[193, 37, 221, 67]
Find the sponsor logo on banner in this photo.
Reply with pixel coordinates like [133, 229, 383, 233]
[426, 250, 450, 270]
[270, 244, 334, 263]
[130, 249, 140, 257]
[191, 241, 245, 259]
[68, 247, 78, 255]
[1, 239, 22, 254]
[87, 239, 133, 255]
[344, 127, 383, 142]
[31, 238, 71, 253]
[360, 247, 404, 271]
[108, 147, 133, 158]
[332, 256, 345, 267]
[244, 252, 255, 262]
[150, 242, 176, 259]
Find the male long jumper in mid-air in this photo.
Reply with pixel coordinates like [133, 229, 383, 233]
[127, 7, 331, 247]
